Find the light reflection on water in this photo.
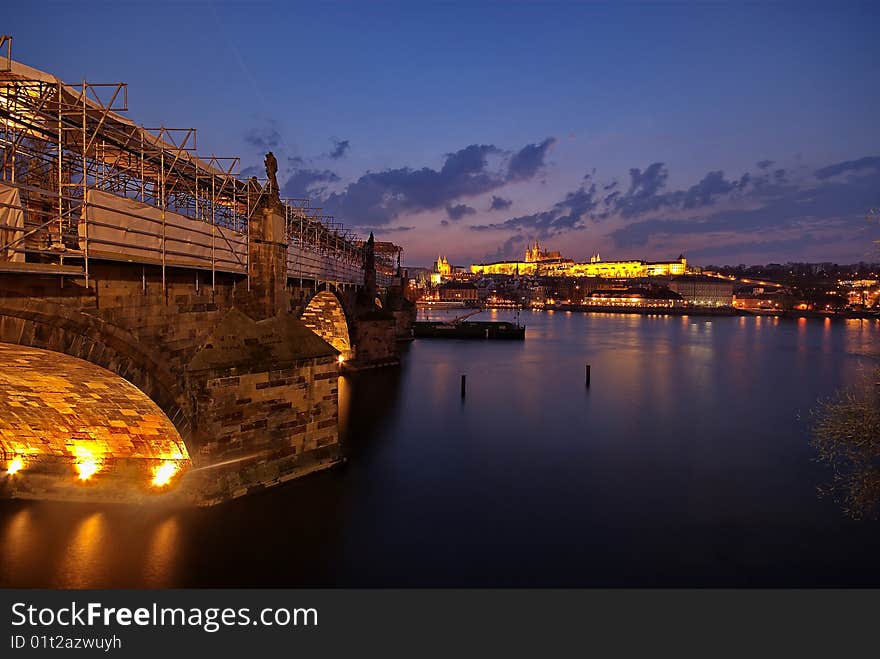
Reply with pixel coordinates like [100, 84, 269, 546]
[143, 516, 180, 588]
[54, 512, 106, 589]
[1, 311, 879, 587]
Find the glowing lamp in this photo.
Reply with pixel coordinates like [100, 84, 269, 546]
[7, 456, 23, 476]
[338, 354, 345, 364]
[151, 461, 178, 488]
[73, 446, 101, 481]
[76, 459, 99, 481]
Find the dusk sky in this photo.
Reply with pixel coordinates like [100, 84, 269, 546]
[7, 1, 880, 267]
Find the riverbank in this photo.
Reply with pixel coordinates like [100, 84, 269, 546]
[483, 304, 880, 320]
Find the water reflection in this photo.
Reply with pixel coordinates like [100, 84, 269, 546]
[0, 508, 33, 584]
[143, 516, 180, 587]
[0, 313, 879, 587]
[55, 512, 106, 588]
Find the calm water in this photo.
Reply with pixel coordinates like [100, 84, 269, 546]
[2, 311, 879, 587]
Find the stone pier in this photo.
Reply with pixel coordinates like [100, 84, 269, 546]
[0, 194, 348, 505]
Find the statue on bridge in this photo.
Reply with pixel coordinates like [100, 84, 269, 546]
[264, 151, 281, 208]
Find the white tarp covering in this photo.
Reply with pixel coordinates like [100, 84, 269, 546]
[81, 189, 246, 271]
[0, 183, 25, 263]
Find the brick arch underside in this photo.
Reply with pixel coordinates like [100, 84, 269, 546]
[0, 301, 193, 451]
[300, 291, 352, 357]
[0, 342, 189, 464]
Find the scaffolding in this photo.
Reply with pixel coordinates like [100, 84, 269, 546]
[0, 39, 386, 289]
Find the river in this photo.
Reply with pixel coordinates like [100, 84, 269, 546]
[1, 310, 879, 587]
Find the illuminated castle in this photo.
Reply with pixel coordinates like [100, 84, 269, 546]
[524, 240, 563, 263]
[470, 245, 687, 278]
[435, 255, 452, 276]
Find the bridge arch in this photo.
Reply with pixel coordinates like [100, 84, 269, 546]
[300, 289, 352, 360]
[0, 342, 190, 493]
[0, 299, 194, 451]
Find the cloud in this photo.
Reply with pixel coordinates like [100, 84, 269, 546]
[610, 164, 751, 217]
[680, 170, 748, 209]
[319, 143, 501, 225]
[281, 168, 340, 198]
[687, 236, 822, 261]
[329, 138, 350, 160]
[814, 156, 880, 180]
[360, 225, 416, 234]
[446, 203, 476, 220]
[608, 162, 880, 248]
[471, 183, 601, 237]
[507, 137, 556, 181]
[315, 140, 550, 225]
[757, 159, 774, 170]
[244, 120, 282, 150]
[465, 153, 880, 265]
[483, 234, 529, 262]
[613, 163, 670, 217]
[489, 195, 513, 211]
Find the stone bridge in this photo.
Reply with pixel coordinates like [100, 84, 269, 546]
[0, 53, 416, 505]
[0, 201, 414, 505]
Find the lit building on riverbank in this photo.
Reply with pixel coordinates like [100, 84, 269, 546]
[438, 281, 479, 302]
[668, 275, 734, 306]
[581, 287, 685, 309]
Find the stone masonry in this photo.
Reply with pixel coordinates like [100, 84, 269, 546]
[0, 202, 347, 504]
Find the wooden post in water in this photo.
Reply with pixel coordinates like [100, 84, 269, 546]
[461, 374, 466, 398]
[585, 364, 591, 387]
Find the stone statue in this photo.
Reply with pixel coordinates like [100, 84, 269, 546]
[264, 151, 279, 197]
[363, 232, 377, 301]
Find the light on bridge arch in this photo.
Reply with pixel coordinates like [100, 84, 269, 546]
[74, 446, 102, 482]
[6, 456, 24, 476]
[151, 461, 180, 488]
[0, 343, 193, 496]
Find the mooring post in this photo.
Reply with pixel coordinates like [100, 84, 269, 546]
[461, 374, 466, 398]
[585, 364, 591, 387]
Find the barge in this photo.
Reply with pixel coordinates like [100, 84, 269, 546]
[412, 320, 525, 340]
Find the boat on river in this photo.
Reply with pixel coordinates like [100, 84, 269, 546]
[412, 320, 525, 340]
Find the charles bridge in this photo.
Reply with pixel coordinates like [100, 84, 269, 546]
[0, 48, 414, 504]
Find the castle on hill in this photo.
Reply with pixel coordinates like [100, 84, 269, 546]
[470, 240, 687, 278]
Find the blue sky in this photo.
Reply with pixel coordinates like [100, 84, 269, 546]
[6, 1, 880, 266]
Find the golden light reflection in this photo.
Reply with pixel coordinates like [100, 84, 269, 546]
[56, 512, 105, 588]
[337, 373, 352, 442]
[151, 461, 179, 488]
[0, 509, 34, 585]
[143, 516, 180, 587]
[6, 456, 23, 475]
[337, 354, 345, 364]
